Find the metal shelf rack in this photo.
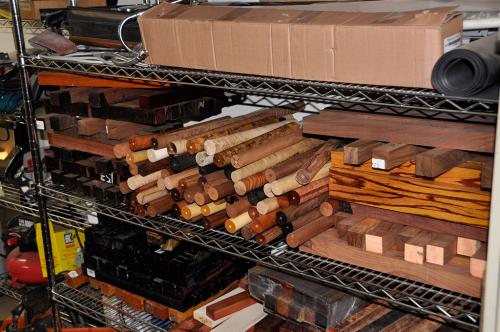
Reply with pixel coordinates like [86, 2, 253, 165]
[0, 181, 38, 218]
[6, 0, 499, 329]
[53, 283, 170, 332]
[0, 273, 23, 301]
[24, 55, 498, 122]
[39, 183, 481, 330]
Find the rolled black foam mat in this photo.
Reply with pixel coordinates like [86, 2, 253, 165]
[431, 33, 500, 99]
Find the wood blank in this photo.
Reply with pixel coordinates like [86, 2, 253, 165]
[415, 148, 468, 178]
[343, 139, 384, 165]
[404, 231, 432, 264]
[346, 217, 381, 249]
[206, 291, 255, 320]
[470, 245, 487, 279]
[371, 143, 425, 170]
[457, 237, 482, 257]
[303, 110, 495, 153]
[426, 234, 457, 266]
[365, 222, 404, 254]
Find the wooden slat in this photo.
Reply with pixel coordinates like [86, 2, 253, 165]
[330, 168, 490, 227]
[303, 110, 495, 153]
[301, 228, 481, 297]
[38, 71, 165, 89]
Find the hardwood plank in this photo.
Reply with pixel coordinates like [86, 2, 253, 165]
[38, 71, 165, 88]
[404, 231, 432, 264]
[343, 139, 384, 165]
[301, 228, 481, 297]
[350, 203, 488, 242]
[426, 234, 457, 266]
[346, 217, 381, 249]
[336, 303, 392, 332]
[48, 130, 118, 159]
[470, 244, 487, 279]
[206, 290, 256, 320]
[332, 150, 483, 190]
[330, 168, 490, 227]
[303, 110, 495, 153]
[415, 148, 468, 178]
[371, 143, 425, 170]
[365, 222, 404, 254]
[457, 237, 482, 257]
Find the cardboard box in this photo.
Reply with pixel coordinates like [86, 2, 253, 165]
[138, 4, 462, 88]
[20, 0, 106, 20]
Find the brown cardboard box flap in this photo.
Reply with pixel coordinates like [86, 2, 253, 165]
[138, 4, 463, 88]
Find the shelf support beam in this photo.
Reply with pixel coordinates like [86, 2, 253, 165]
[8, 0, 62, 330]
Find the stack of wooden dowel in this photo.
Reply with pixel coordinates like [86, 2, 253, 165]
[114, 101, 342, 246]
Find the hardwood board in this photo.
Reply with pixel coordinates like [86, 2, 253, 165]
[330, 168, 490, 227]
[350, 203, 488, 242]
[303, 111, 495, 153]
[332, 150, 484, 190]
[48, 129, 121, 159]
[300, 228, 481, 297]
[38, 71, 165, 88]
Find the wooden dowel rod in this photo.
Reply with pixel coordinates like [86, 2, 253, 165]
[170, 153, 197, 173]
[296, 139, 339, 185]
[194, 190, 212, 206]
[178, 174, 202, 189]
[170, 187, 185, 201]
[255, 226, 282, 245]
[270, 163, 329, 196]
[167, 139, 188, 155]
[241, 223, 256, 240]
[320, 199, 341, 217]
[256, 196, 289, 215]
[286, 177, 329, 206]
[201, 201, 227, 216]
[140, 190, 168, 205]
[206, 180, 235, 201]
[231, 130, 304, 169]
[248, 206, 261, 219]
[147, 148, 169, 162]
[196, 151, 214, 167]
[126, 150, 148, 165]
[226, 197, 250, 218]
[234, 171, 268, 196]
[286, 215, 337, 248]
[138, 158, 171, 177]
[214, 122, 301, 168]
[264, 148, 319, 182]
[128, 162, 139, 176]
[180, 203, 203, 220]
[276, 193, 328, 226]
[198, 169, 226, 187]
[281, 209, 323, 235]
[201, 210, 227, 229]
[230, 139, 322, 182]
[183, 184, 203, 203]
[129, 134, 157, 152]
[263, 183, 275, 198]
[198, 163, 219, 175]
[127, 170, 162, 190]
[204, 120, 296, 156]
[146, 194, 174, 217]
[225, 212, 251, 234]
[152, 116, 233, 149]
[159, 167, 199, 190]
[247, 188, 267, 205]
[251, 210, 280, 234]
[136, 185, 162, 204]
[119, 181, 132, 194]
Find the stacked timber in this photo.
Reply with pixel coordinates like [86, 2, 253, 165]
[293, 109, 494, 296]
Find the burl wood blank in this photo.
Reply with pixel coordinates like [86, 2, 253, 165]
[343, 139, 383, 165]
[365, 222, 404, 254]
[425, 234, 457, 266]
